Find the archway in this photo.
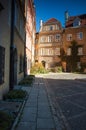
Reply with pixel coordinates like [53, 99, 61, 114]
[41, 60, 46, 68]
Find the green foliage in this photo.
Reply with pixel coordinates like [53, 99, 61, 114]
[0, 111, 13, 130]
[71, 40, 78, 72]
[50, 66, 62, 73]
[30, 62, 48, 74]
[80, 62, 86, 72]
[18, 75, 35, 86]
[60, 48, 66, 61]
[4, 90, 27, 100]
[55, 66, 62, 72]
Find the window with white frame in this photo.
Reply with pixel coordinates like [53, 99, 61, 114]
[77, 32, 83, 40]
[40, 36, 46, 43]
[55, 34, 61, 42]
[67, 34, 72, 41]
[78, 47, 83, 55]
[40, 48, 43, 55]
[56, 25, 60, 30]
[67, 48, 71, 55]
[48, 35, 53, 42]
[49, 48, 54, 55]
[55, 48, 60, 55]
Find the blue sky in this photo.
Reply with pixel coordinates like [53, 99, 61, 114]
[34, 0, 86, 32]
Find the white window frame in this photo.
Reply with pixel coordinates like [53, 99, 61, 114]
[40, 36, 46, 43]
[49, 48, 54, 55]
[48, 35, 53, 42]
[67, 34, 72, 41]
[55, 34, 61, 42]
[55, 48, 60, 55]
[56, 24, 60, 30]
[78, 47, 83, 55]
[67, 48, 71, 55]
[77, 32, 83, 40]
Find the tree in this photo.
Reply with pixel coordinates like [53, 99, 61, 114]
[60, 47, 66, 61]
[70, 40, 78, 72]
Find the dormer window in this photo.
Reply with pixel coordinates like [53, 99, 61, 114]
[73, 17, 81, 27]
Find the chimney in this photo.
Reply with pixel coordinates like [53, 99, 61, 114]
[40, 20, 43, 31]
[65, 11, 69, 22]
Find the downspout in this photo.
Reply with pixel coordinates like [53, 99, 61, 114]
[9, 0, 15, 90]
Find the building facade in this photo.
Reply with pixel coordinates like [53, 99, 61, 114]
[64, 12, 86, 71]
[35, 18, 63, 69]
[35, 13, 86, 72]
[25, 0, 36, 74]
[0, 0, 26, 99]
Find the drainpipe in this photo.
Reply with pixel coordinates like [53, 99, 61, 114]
[9, 0, 15, 90]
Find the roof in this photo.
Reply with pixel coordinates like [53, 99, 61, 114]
[44, 18, 60, 25]
[65, 14, 86, 27]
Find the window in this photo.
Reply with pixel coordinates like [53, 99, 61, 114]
[55, 48, 60, 55]
[40, 36, 46, 43]
[67, 34, 72, 41]
[40, 48, 45, 56]
[48, 35, 53, 42]
[0, 46, 5, 84]
[49, 48, 54, 55]
[77, 32, 83, 40]
[55, 34, 61, 41]
[73, 17, 81, 27]
[56, 25, 60, 30]
[67, 48, 71, 55]
[50, 26, 53, 31]
[78, 47, 83, 55]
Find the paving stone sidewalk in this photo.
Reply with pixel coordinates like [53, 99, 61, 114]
[15, 76, 56, 130]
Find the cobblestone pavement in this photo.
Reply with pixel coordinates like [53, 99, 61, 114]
[44, 73, 86, 130]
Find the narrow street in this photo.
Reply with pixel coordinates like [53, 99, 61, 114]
[44, 73, 86, 130]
